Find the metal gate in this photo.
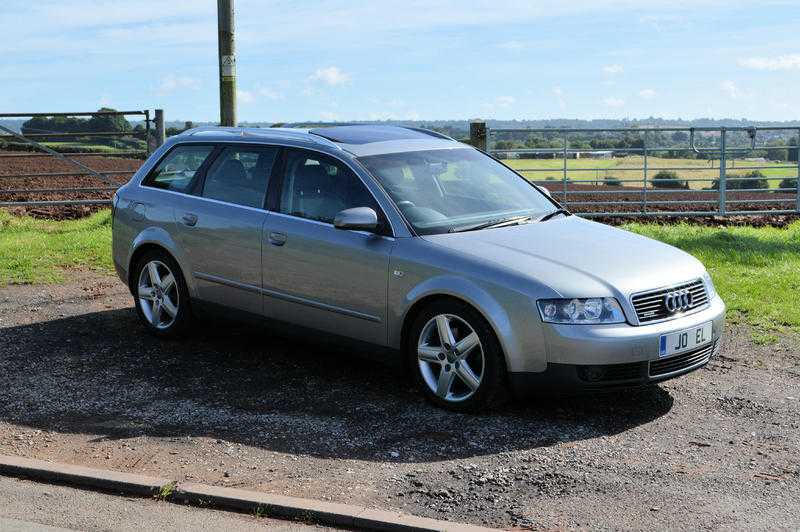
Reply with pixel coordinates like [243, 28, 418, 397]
[471, 123, 800, 218]
[0, 110, 164, 208]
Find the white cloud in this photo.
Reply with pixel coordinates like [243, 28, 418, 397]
[497, 40, 527, 51]
[738, 54, 800, 71]
[638, 88, 657, 99]
[495, 96, 515, 107]
[552, 86, 566, 109]
[320, 111, 339, 121]
[258, 87, 284, 100]
[157, 75, 200, 95]
[602, 64, 624, 75]
[720, 80, 744, 99]
[309, 66, 350, 86]
[237, 89, 256, 104]
[603, 97, 625, 108]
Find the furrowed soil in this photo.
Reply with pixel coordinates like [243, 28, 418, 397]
[2, 152, 798, 225]
[0, 152, 140, 219]
[0, 271, 798, 529]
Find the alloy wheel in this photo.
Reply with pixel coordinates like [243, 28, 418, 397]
[137, 260, 179, 330]
[417, 313, 485, 402]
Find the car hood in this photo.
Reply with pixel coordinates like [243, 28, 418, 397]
[422, 216, 706, 298]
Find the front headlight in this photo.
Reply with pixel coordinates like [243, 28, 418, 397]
[702, 271, 717, 299]
[537, 297, 626, 324]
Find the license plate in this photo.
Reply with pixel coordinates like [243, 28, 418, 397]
[659, 322, 712, 358]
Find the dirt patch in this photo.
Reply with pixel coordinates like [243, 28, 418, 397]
[2, 153, 797, 225]
[0, 152, 141, 219]
[0, 271, 798, 529]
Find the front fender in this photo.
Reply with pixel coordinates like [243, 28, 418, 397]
[128, 227, 198, 298]
[389, 274, 547, 373]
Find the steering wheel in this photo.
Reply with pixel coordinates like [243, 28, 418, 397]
[396, 200, 416, 209]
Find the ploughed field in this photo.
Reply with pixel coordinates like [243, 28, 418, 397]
[0, 152, 141, 219]
[1, 152, 797, 221]
[548, 183, 799, 216]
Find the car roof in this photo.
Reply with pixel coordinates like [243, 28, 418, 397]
[177, 125, 464, 157]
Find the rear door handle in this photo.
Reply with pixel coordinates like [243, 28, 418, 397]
[181, 213, 198, 226]
[268, 231, 287, 246]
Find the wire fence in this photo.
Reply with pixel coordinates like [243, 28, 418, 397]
[477, 124, 800, 218]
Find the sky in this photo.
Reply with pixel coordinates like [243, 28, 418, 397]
[2, 0, 799, 123]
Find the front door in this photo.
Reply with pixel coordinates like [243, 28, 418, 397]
[261, 148, 394, 345]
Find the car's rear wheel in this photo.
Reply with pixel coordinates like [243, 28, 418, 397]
[408, 300, 506, 412]
[133, 250, 192, 338]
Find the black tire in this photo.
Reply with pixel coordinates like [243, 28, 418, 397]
[406, 299, 507, 413]
[132, 249, 193, 338]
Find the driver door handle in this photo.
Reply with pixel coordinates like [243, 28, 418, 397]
[268, 231, 287, 246]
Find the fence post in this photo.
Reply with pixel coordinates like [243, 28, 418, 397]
[718, 128, 727, 215]
[643, 130, 648, 214]
[796, 128, 800, 214]
[144, 109, 152, 155]
[562, 133, 568, 204]
[469, 121, 487, 151]
[155, 109, 166, 148]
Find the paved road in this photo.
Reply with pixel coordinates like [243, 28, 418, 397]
[0, 476, 325, 531]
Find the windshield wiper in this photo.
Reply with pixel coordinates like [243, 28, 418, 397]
[448, 215, 532, 233]
[537, 208, 571, 222]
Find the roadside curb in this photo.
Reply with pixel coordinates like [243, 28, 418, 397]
[0, 455, 496, 531]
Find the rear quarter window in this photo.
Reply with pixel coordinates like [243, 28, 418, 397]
[143, 145, 214, 193]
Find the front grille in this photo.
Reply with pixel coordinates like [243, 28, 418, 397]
[632, 279, 708, 324]
[649, 341, 715, 377]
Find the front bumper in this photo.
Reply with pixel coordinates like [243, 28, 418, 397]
[510, 295, 726, 397]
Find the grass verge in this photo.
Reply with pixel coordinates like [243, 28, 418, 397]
[625, 221, 800, 338]
[1, 209, 798, 337]
[0, 209, 113, 284]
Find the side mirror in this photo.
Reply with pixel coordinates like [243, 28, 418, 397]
[333, 207, 379, 232]
[537, 185, 552, 197]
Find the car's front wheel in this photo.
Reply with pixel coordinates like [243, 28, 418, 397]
[408, 300, 506, 412]
[133, 250, 192, 338]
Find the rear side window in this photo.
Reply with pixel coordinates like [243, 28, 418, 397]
[144, 145, 214, 192]
[202, 146, 278, 208]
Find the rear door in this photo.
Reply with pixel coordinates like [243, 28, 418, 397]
[261, 148, 395, 345]
[171, 144, 279, 316]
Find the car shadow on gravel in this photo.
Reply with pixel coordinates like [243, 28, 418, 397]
[0, 308, 674, 462]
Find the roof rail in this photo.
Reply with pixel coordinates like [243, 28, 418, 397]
[181, 126, 244, 136]
[401, 126, 456, 142]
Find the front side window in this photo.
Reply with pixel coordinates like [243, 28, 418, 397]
[202, 146, 278, 208]
[358, 148, 556, 234]
[278, 150, 377, 224]
[144, 145, 214, 193]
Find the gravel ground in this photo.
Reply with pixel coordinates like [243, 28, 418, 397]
[0, 271, 798, 529]
[0, 475, 325, 531]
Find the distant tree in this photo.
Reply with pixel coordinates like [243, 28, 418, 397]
[651, 170, 688, 189]
[85, 108, 131, 133]
[790, 136, 799, 163]
[671, 131, 689, 142]
[711, 170, 768, 190]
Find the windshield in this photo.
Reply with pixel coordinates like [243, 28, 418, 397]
[358, 148, 557, 235]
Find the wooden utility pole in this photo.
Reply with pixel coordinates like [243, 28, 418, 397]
[217, 0, 237, 126]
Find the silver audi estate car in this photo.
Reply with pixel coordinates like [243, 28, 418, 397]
[112, 125, 725, 411]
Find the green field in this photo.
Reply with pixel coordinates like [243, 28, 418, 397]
[1, 209, 798, 339]
[505, 156, 798, 190]
[624, 221, 800, 341]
